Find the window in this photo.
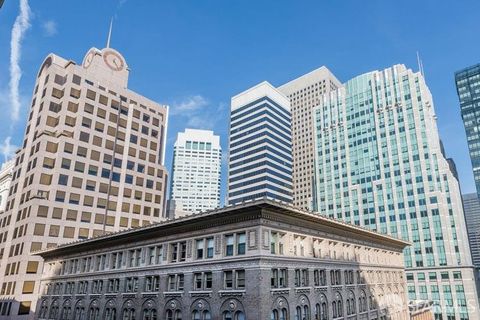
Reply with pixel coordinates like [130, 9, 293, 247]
[125, 277, 138, 293]
[170, 242, 186, 263]
[58, 174, 68, 186]
[196, 239, 204, 259]
[225, 235, 234, 256]
[194, 272, 213, 291]
[271, 268, 288, 288]
[237, 233, 246, 255]
[295, 269, 309, 287]
[167, 274, 184, 291]
[224, 269, 245, 290]
[145, 276, 160, 292]
[206, 237, 214, 258]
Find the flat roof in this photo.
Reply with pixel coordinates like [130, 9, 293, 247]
[36, 198, 410, 259]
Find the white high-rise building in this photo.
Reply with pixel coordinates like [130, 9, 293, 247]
[227, 81, 292, 205]
[0, 160, 14, 213]
[169, 129, 221, 214]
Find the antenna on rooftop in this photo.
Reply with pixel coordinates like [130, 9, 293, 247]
[106, 18, 113, 48]
[416, 51, 425, 79]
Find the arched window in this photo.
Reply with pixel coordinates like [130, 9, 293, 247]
[359, 290, 367, 313]
[235, 311, 245, 320]
[49, 300, 59, 319]
[193, 310, 201, 320]
[315, 304, 320, 320]
[223, 311, 232, 320]
[89, 307, 100, 320]
[105, 307, 117, 320]
[369, 295, 375, 310]
[39, 300, 49, 319]
[142, 308, 157, 320]
[123, 307, 136, 320]
[303, 305, 309, 320]
[203, 311, 211, 320]
[74, 300, 85, 320]
[271, 310, 279, 320]
[104, 300, 117, 320]
[319, 294, 328, 320]
[332, 292, 343, 318]
[166, 309, 181, 320]
[347, 291, 355, 315]
[295, 306, 301, 320]
[280, 308, 288, 320]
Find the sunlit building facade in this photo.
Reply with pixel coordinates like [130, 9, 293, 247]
[227, 82, 292, 205]
[313, 65, 479, 319]
[169, 129, 221, 215]
[0, 45, 168, 318]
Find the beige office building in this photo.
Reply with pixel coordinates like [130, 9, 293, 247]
[0, 160, 14, 213]
[0, 44, 169, 318]
[278, 67, 341, 210]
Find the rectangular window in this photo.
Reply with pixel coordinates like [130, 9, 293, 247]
[196, 239, 204, 259]
[237, 233, 246, 255]
[206, 237, 214, 258]
[225, 235, 234, 256]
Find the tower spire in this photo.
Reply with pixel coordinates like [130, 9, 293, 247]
[106, 18, 113, 48]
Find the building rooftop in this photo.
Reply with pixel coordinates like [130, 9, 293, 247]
[36, 198, 409, 259]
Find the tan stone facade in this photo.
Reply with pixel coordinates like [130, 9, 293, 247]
[0, 47, 168, 318]
[278, 67, 341, 210]
[35, 200, 409, 320]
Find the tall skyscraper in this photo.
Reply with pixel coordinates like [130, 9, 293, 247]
[278, 67, 341, 210]
[455, 63, 480, 196]
[0, 160, 14, 213]
[227, 81, 292, 205]
[462, 193, 480, 267]
[0, 44, 168, 318]
[313, 64, 479, 319]
[169, 129, 221, 214]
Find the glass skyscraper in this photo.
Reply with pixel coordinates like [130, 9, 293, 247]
[455, 64, 480, 196]
[227, 81, 292, 205]
[462, 193, 480, 268]
[313, 65, 479, 319]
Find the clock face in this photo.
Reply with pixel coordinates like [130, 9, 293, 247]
[103, 50, 125, 71]
[83, 51, 95, 68]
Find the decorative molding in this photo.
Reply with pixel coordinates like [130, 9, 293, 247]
[218, 290, 245, 297]
[271, 288, 290, 296]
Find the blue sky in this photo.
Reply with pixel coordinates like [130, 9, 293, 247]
[0, 0, 479, 202]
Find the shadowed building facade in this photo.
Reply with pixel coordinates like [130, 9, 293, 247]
[455, 64, 480, 197]
[0, 45, 168, 318]
[35, 200, 409, 320]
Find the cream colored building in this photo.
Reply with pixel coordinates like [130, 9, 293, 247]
[278, 67, 341, 210]
[35, 199, 410, 320]
[0, 44, 168, 318]
[0, 160, 14, 213]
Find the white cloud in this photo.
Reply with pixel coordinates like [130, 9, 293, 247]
[9, 0, 31, 122]
[0, 137, 18, 161]
[42, 20, 57, 37]
[170, 95, 208, 115]
[169, 95, 228, 131]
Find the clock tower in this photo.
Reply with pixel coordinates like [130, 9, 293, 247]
[80, 20, 129, 88]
